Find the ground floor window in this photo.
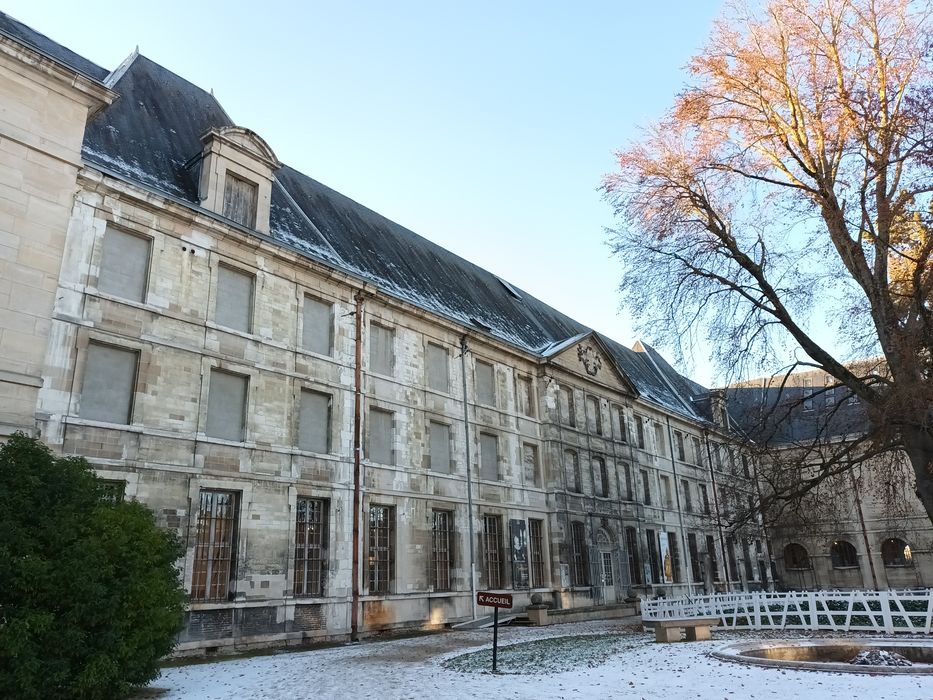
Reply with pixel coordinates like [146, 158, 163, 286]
[432, 510, 453, 591]
[571, 521, 589, 586]
[368, 505, 394, 593]
[529, 518, 546, 587]
[294, 497, 327, 596]
[191, 490, 239, 601]
[483, 514, 503, 588]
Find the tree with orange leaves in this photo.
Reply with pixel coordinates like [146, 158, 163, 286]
[603, 0, 933, 526]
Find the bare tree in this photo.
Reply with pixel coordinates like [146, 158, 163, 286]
[603, 0, 933, 524]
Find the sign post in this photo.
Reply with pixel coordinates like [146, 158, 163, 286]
[477, 592, 513, 673]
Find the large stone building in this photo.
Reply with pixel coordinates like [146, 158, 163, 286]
[0, 13, 768, 653]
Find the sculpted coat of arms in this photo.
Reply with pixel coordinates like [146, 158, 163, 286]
[577, 345, 602, 376]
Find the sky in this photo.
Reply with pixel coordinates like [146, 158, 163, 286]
[5, 1, 726, 383]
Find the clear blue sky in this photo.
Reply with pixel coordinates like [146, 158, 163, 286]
[7, 1, 725, 383]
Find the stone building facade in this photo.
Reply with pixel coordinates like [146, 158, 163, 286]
[0, 13, 769, 654]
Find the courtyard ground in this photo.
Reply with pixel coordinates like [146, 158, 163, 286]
[147, 620, 931, 699]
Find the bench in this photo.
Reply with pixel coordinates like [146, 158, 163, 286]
[651, 617, 719, 643]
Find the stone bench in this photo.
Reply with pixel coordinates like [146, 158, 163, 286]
[652, 617, 720, 643]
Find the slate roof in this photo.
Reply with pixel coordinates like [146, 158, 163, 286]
[0, 12, 107, 81]
[1, 11, 719, 424]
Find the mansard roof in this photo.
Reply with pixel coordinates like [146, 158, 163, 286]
[0, 12, 107, 81]
[1, 11, 717, 424]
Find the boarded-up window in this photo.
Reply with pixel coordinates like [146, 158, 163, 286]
[302, 296, 333, 355]
[294, 497, 327, 596]
[475, 360, 495, 405]
[529, 518, 546, 587]
[429, 421, 451, 473]
[80, 342, 137, 424]
[369, 323, 394, 376]
[98, 227, 150, 302]
[480, 432, 498, 481]
[571, 522, 588, 586]
[483, 514, 503, 588]
[516, 375, 534, 417]
[298, 389, 331, 453]
[206, 369, 248, 441]
[522, 443, 540, 487]
[654, 423, 666, 456]
[432, 510, 452, 591]
[191, 490, 239, 601]
[566, 450, 581, 493]
[559, 386, 575, 426]
[367, 407, 393, 464]
[223, 172, 258, 227]
[425, 343, 449, 392]
[368, 505, 394, 593]
[216, 264, 253, 333]
[586, 396, 602, 435]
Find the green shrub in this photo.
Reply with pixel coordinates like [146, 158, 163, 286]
[0, 434, 185, 699]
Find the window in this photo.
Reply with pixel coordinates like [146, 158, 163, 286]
[516, 375, 535, 417]
[825, 376, 835, 406]
[660, 475, 672, 508]
[654, 423, 666, 456]
[594, 457, 609, 498]
[483, 515, 503, 588]
[368, 505, 394, 593]
[783, 542, 811, 570]
[706, 535, 720, 580]
[688, 533, 701, 582]
[191, 490, 239, 601]
[691, 436, 703, 465]
[881, 538, 912, 567]
[681, 479, 692, 512]
[428, 421, 451, 473]
[741, 454, 751, 478]
[614, 406, 628, 443]
[529, 519, 546, 587]
[566, 450, 582, 493]
[640, 469, 651, 505]
[570, 521, 588, 586]
[712, 442, 723, 469]
[803, 377, 814, 411]
[743, 539, 755, 581]
[646, 529, 660, 584]
[98, 227, 150, 302]
[80, 342, 137, 424]
[635, 415, 646, 448]
[367, 407, 394, 464]
[98, 479, 125, 504]
[480, 432, 499, 481]
[302, 296, 333, 355]
[298, 389, 331, 453]
[586, 396, 602, 435]
[624, 527, 642, 585]
[475, 360, 496, 405]
[294, 497, 327, 596]
[216, 264, 254, 333]
[369, 323, 394, 376]
[432, 510, 453, 591]
[726, 537, 739, 581]
[623, 463, 633, 500]
[206, 369, 248, 441]
[223, 172, 258, 227]
[522, 443, 541, 487]
[425, 343, 449, 392]
[674, 431, 686, 461]
[559, 386, 575, 427]
[699, 484, 711, 514]
[830, 540, 858, 568]
[668, 533, 683, 583]
[756, 540, 769, 585]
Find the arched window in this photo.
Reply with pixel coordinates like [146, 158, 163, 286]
[830, 540, 858, 568]
[881, 538, 912, 567]
[783, 543, 811, 570]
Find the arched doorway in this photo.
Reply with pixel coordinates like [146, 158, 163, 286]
[596, 528, 618, 604]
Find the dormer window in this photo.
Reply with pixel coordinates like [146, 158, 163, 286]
[223, 172, 258, 228]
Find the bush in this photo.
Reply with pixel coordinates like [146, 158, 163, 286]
[0, 434, 186, 699]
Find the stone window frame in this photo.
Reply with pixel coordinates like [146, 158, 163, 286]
[880, 537, 912, 568]
[368, 321, 396, 378]
[586, 395, 603, 436]
[522, 441, 542, 488]
[593, 455, 610, 499]
[479, 431, 500, 482]
[367, 503, 395, 594]
[365, 404, 395, 466]
[211, 260, 256, 336]
[75, 337, 140, 426]
[830, 539, 859, 569]
[95, 223, 153, 304]
[424, 341, 450, 394]
[474, 358, 497, 407]
[558, 385, 576, 428]
[294, 384, 334, 455]
[431, 509, 454, 592]
[570, 521, 589, 587]
[293, 496, 329, 597]
[298, 292, 335, 358]
[514, 372, 536, 418]
[528, 518, 547, 588]
[204, 367, 250, 443]
[565, 449, 582, 494]
[427, 419, 453, 473]
[284, 485, 332, 601]
[196, 357, 258, 445]
[783, 542, 812, 570]
[482, 513, 504, 589]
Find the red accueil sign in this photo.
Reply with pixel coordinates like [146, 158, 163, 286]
[477, 592, 513, 609]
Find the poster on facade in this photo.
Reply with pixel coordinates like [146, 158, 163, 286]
[509, 519, 529, 589]
[658, 531, 674, 584]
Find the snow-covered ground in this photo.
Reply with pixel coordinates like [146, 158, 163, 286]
[148, 621, 931, 699]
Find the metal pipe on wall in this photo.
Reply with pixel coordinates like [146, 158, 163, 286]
[350, 292, 364, 640]
[459, 335, 478, 620]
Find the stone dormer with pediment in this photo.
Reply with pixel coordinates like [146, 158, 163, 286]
[197, 126, 280, 234]
[540, 331, 638, 396]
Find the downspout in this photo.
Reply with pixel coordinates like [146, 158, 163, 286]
[850, 472, 879, 589]
[350, 292, 364, 641]
[703, 431, 729, 593]
[664, 416, 693, 593]
[459, 335, 478, 620]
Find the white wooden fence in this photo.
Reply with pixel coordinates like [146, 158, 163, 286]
[640, 589, 933, 634]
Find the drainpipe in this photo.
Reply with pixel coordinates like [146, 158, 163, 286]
[350, 292, 364, 640]
[703, 431, 729, 593]
[664, 416, 693, 593]
[850, 472, 879, 589]
[459, 335, 478, 620]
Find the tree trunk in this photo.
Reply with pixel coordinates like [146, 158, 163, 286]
[901, 426, 933, 527]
